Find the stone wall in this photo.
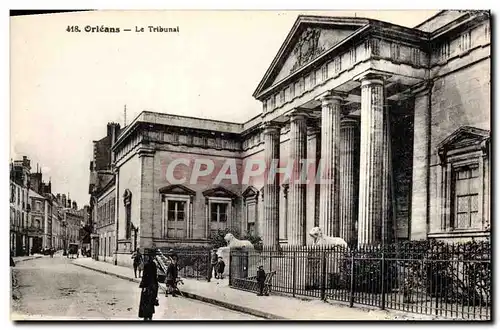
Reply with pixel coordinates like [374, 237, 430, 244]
[428, 54, 490, 235]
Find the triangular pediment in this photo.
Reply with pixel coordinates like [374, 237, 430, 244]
[438, 126, 490, 154]
[159, 184, 196, 196]
[202, 186, 238, 198]
[242, 186, 259, 198]
[253, 16, 369, 98]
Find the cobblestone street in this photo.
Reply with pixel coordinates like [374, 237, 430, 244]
[11, 256, 261, 320]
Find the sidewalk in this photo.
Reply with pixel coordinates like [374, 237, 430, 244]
[72, 258, 442, 320]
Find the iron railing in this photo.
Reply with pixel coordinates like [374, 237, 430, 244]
[158, 247, 211, 280]
[229, 241, 491, 320]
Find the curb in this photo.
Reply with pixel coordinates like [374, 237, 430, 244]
[72, 261, 285, 320]
[13, 256, 42, 263]
[178, 290, 287, 320]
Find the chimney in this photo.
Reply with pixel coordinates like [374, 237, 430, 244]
[62, 194, 67, 208]
[108, 122, 121, 165]
[67, 198, 72, 208]
[107, 122, 114, 139]
[72, 201, 77, 210]
[29, 173, 42, 194]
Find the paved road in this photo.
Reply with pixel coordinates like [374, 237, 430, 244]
[11, 256, 261, 320]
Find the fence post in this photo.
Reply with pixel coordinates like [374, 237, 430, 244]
[207, 249, 211, 282]
[292, 250, 297, 297]
[349, 250, 355, 308]
[381, 248, 386, 310]
[269, 249, 272, 273]
[320, 248, 327, 301]
[229, 249, 232, 287]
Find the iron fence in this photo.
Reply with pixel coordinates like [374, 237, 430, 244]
[229, 240, 491, 320]
[158, 247, 211, 280]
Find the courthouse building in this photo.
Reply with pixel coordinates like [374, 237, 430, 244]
[90, 10, 491, 266]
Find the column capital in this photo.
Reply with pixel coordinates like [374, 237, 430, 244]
[262, 121, 281, 135]
[316, 90, 347, 104]
[354, 69, 390, 86]
[286, 108, 309, 122]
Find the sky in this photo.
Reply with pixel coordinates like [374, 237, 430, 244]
[10, 10, 438, 207]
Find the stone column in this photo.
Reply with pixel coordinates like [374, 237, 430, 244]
[357, 74, 386, 246]
[318, 92, 344, 237]
[381, 103, 392, 244]
[314, 128, 321, 227]
[410, 82, 432, 240]
[288, 110, 308, 246]
[339, 118, 358, 245]
[263, 123, 280, 248]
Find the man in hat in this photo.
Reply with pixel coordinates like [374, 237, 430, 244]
[131, 247, 144, 278]
[165, 253, 179, 297]
[208, 249, 218, 282]
[138, 248, 159, 320]
[256, 265, 266, 296]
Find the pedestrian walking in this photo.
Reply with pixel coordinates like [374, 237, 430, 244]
[138, 248, 159, 321]
[208, 249, 218, 282]
[216, 256, 225, 279]
[131, 248, 144, 278]
[256, 265, 266, 296]
[165, 254, 179, 297]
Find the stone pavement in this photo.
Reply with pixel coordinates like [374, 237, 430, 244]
[71, 258, 441, 320]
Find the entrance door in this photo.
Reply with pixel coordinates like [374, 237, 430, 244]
[166, 200, 187, 239]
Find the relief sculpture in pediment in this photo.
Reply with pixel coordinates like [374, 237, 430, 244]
[290, 28, 325, 74]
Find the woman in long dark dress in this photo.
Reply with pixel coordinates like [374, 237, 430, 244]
[138, 249, 159, 321]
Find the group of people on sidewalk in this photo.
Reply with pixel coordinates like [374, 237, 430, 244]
[132, 248, 181, 321]
[132, 247, 268, 320]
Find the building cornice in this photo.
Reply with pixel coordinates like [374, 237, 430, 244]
[430, 10, 489, 41]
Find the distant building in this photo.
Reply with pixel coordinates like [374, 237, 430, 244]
[10, 156, 31, 256]
[88, 122, 120, 262]
[27, 189, 45, 253]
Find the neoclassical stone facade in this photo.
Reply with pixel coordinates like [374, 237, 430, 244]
[93, 10, 490, 266]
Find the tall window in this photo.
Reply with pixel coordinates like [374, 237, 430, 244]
[437, 126, 490, 234]
[210, 203, 228, 236]
[452, 166, 480, 229]
[166, 200, 187, 238]
[246, 203, 256, 235]
[10, 184, 15, 203]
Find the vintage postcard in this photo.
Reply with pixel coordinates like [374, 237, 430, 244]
[9, 9, 491, 321]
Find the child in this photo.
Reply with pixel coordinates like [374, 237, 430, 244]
[256, 265, 266, 296]
[216, 257, 225, 279]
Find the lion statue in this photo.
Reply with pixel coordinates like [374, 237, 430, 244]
[224, 233, 254, 249]
[309, 227, 348, 247]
